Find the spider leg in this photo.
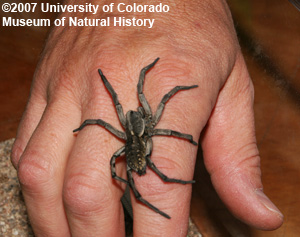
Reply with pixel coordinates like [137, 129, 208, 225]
[153, 128, 198, 145]
[127, 168, 171, 219]
[153, 85, 198, 125]
[110, 146, 128, 184]
[146, 156, 195, 184]
[98, 69, 126, 128]
[137, 58, 160, 116]
[145, 138, 194, 183]
[73, 119, 126, 140]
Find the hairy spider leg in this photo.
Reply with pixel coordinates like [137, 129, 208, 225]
[153, 85, 198, 125]
[73, 119, 126, 140]
[145, 138, 195, 183]
[137, 57, 160, 116]
[110, 146, 128, 184]
[146, 156, 195, 184]
[98, 69, 127, 128]
[127, 168, 171, 219]
[153, 129, 198, 145]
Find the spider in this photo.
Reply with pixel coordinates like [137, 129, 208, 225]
[73, 58, 198, 219]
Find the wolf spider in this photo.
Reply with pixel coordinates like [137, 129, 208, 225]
[73, 58, 198, 219]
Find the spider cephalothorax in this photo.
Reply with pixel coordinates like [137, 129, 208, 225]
[73, 58, 198, 219]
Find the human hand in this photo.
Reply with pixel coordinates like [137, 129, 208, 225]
[11, 0, 283, 236]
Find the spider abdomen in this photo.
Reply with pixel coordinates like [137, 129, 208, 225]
[125, 135, 147, 175]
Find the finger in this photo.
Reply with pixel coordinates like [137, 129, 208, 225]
[63, 88, 126, 236]
[201, 54, 283, 230]
[11, 84, 47, 168]
[129, 60, 212, 236]
[17, 98, 80, 236]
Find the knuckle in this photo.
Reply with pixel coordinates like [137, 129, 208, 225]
[48, 73, 81, 105]
[137, 158, 194, 199]
[147, 57, 193, 92]
[63, 172, 113, 215]
[232, 141, 261, 173]
[136, 176, 175, 198]
[210, 142, 261, 180]
[17, 152, 53, 190]
[135, 170, 192, 210]
[153, 140, 195, 172]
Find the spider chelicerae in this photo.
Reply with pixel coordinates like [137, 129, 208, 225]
[73, 58, 198, 219]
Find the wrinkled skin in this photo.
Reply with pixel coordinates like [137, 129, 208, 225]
[11, 0, 283, 236]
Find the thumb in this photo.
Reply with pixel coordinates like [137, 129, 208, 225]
[201, 54, 283, 230]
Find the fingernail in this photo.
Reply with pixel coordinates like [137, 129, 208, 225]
[255, 189, 283, 219]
